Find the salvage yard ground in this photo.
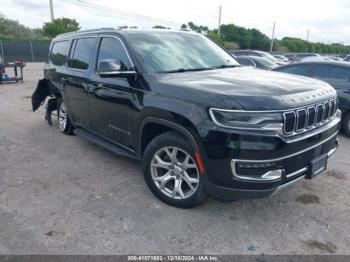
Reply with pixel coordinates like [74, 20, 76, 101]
[0, 63, 349, 254]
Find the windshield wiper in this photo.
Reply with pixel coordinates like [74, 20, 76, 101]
[214, 64, 239, 69]
[156, 67, 214, 74]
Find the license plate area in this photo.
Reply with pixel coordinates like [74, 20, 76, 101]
[306, 154, 328, 179]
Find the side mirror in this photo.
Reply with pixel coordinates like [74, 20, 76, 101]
[98, 59, 122, 76]
[98, 59, 136, 77]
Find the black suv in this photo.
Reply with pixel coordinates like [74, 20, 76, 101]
[32, 29, 340, 208]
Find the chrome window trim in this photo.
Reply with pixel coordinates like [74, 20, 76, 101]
[97, 34, 135, 70]
[66, 36, 97, 71]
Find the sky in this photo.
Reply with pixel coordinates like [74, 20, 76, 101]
[2, 0, 350, 45]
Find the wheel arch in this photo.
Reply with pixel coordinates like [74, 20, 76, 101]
[138, 117, 201, 158]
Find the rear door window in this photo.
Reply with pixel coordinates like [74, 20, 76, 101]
[68, 38, 95, 70]
[50, 41, 69, 66]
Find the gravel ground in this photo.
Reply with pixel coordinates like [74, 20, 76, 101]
[0, 63, 349, 255]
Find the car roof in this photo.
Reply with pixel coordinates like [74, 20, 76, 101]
[275, 60, 350, 69]
[53, 28, 199, 41]
[238, 55, 271, 63]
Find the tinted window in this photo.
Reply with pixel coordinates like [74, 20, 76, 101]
[331, 66, 350, 81]
[311, 65, 331, 79]
[275, 64, 312, 76]
[50, 41, 69, 66]
[97, 37, 132, 70]
[311, 64, 350, 81]
[69, 38, 95, 70]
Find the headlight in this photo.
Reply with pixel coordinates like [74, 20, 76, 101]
[209, 108, 283, 129]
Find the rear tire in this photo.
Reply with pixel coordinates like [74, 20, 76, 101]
[342, 112, 350, 137]
[143, 131, 207, 208]
[57, 98, 74, 135]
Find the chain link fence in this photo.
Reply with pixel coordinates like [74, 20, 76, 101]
[0, 40, 50, 63]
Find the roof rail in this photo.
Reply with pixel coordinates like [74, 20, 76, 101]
[56, 27, 118, 37]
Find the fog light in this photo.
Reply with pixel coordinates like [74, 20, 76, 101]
[238, 162, 277, 169]
[232, 160, 283, 182]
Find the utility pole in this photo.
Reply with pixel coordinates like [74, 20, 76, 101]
[218, 4, 222, 36]
[270, 21, 275, 52]
[306, 29, 310, 42]
[49, 0, 54, 21]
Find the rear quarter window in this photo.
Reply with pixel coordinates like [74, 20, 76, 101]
[50, 41, 69, 66]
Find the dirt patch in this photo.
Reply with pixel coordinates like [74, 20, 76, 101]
[296, 194, 320, 204]
[326, 170, 348, 180]
[304, 240, 337, 253]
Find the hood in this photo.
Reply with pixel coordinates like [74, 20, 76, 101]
[154, 67, 336, 110]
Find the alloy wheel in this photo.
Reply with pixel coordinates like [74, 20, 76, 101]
[150, 147, 200, 200]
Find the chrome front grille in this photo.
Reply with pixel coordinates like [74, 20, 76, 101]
[283, 99, 337, 135]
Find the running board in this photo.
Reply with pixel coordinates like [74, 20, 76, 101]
[74, 128, 139, 160]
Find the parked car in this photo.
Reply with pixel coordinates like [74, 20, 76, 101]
[32, 29, 340, 208]
[291, 53, 322, 62]
[237, 55, 278, 70]
[231, 50, 285, 65]
[273, 61, 350, 136]
[344, 55, 350, 62]
[273, 54, 290, 63]
[235, 57, 256, 67]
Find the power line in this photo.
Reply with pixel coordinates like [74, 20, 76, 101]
[60, 0, 182, 27]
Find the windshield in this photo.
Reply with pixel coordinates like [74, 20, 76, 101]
[125, 31, 239, 73]
[259, 52, 279, 63]
[255, 57, 277, 68]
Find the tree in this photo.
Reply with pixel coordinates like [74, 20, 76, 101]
[152, 25, 170, 29]
[0, 13, 46, 40]
[180, 24, 187, 30]
[43, 18, 80, 38]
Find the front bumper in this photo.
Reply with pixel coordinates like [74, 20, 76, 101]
[207, 140, 338, 200]
[202, 111, 340, 200]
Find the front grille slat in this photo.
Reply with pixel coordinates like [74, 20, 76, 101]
[296, 109, 307, 131]
[323, 102, 330, 121]
[315, 104, 323, 124]
[283, 112, 296, 134]
[283, 98, 337, 135]
[307, 107, 316, 127]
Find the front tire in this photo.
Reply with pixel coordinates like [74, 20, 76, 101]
[143, 131, 207, 208]
[342, 112, 350, 137]
[57, 98, 74, 135]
